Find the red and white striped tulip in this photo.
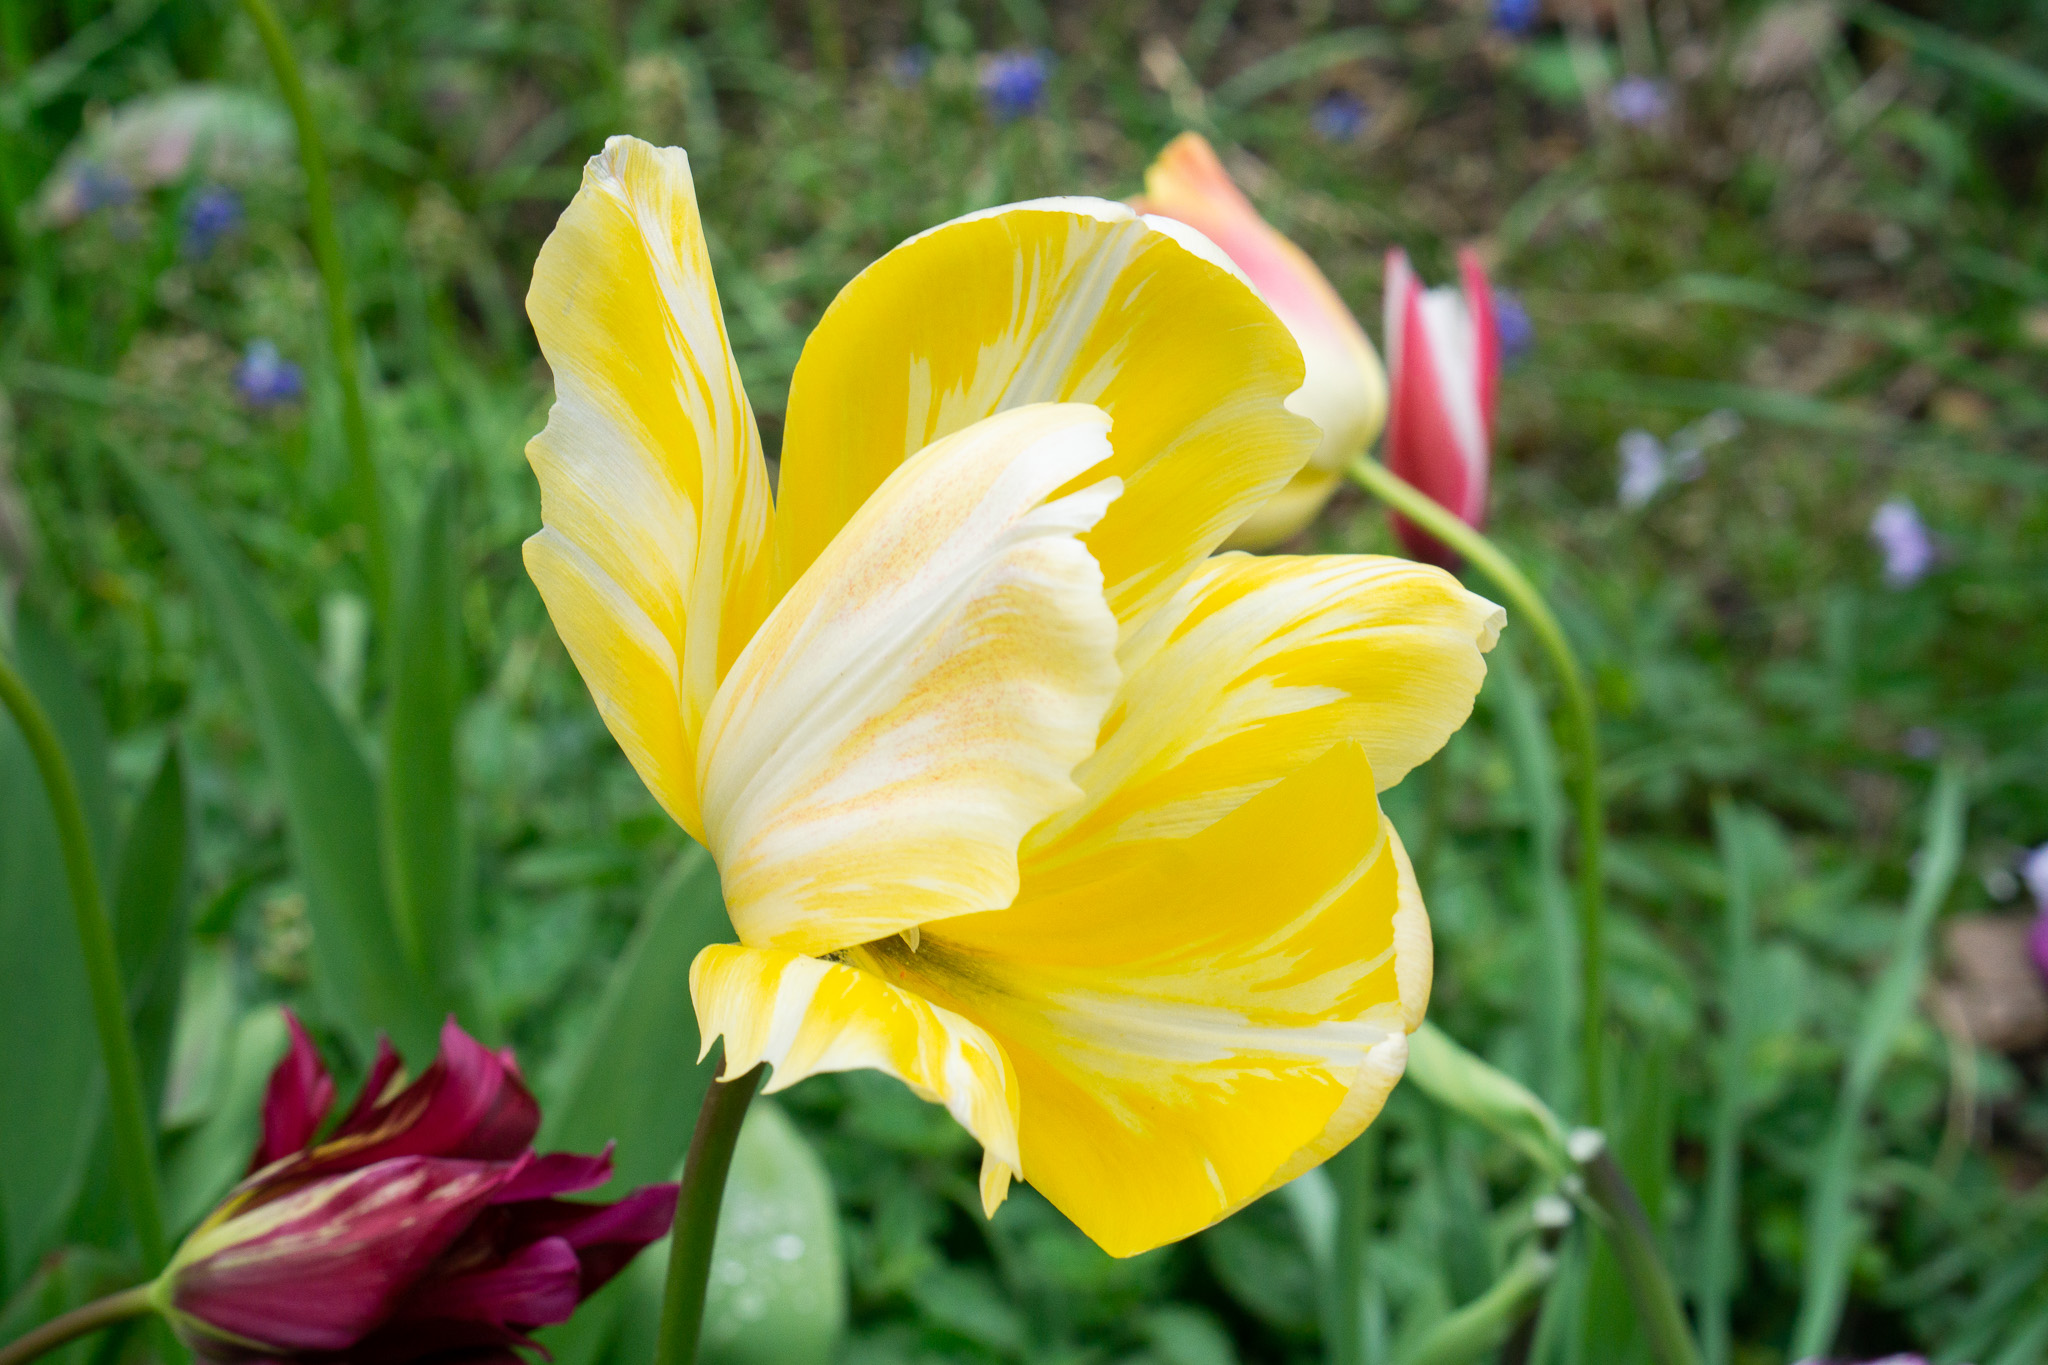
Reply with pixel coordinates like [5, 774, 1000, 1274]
[1133, 133, 1388, 548]
[1382, 247, 1499, 568]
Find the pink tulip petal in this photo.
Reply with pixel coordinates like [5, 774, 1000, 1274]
[1382, 246, 1497, 565]
[304, 1019, 540, 1177]
[490, 1144, 616, 1204]
[250, 1010, 336, 1171]
[403, 1235, 582, 1329]
[173, 1157, 516, 1352]
[504, 1182, 681, 1297]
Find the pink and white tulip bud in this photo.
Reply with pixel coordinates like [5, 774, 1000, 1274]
[1133, 133, 1388, 548]
[1382, 247, 1500, 568]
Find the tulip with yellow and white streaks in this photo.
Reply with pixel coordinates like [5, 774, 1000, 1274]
[522, 136, 1503, 1258]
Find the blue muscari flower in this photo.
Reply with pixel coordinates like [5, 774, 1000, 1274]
[1493, 288, 1533, 364]
[236, 340, 304, 408]
[978, 50, 1049, 122]
[182, 185, 243, 258]
[1311, 92, 1368, 143]
[1492, 0, 1540, 35]
[1607, 76, 1670, 127]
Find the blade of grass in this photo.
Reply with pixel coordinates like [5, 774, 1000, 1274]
[1393, 1248, 1556, 1365]
[111, 738, 191, 1113]
[1211, 27, 1393, 109]
[382, 469, 469, 1012]
[236, 0, 391, 622]
[1853, 3, 2048, 113]
[1697, 800, 1762, 1365]
[1789, 760, 1969, 1360]
[119, 454, 439, 1060]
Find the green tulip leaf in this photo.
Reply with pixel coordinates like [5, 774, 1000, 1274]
[163, 1007, 291, 1236]
[113, 738, 192, 1112]
[119, 454, 439, 1060]
[0, 613, 112, 1291]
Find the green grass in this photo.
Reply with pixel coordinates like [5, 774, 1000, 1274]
[3, 1, 2048, 1362]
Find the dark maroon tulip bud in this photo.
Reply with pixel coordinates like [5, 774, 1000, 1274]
[154, 1013, 677, 1364]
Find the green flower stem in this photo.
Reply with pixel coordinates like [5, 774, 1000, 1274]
[654, 1062, 766, 1365]
[237, 0, 391, 623]
[1346, 456, 1608, 1127]
[1578, 1140, 1704, 1365]
[0, 655, 167, 1272]
[0, 1285, 155, 1365]
[1325, 1130, 1378, 1365]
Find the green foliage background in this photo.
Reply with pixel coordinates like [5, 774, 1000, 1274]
[2, 1, 2047, 1362]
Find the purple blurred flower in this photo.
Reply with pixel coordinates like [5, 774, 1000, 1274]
[978, 50, 1049, 121]
[1493, 0, 1541, 35]
[888, 45, 931, 88]
[182, 185, 242, 258]
[236, 340, 304, 408]
[1617, 430, 1668, 510]
[2024, 845, 2048, 912]
[160, 1013, 677, 1365]
[1869, 497, 1935, 588]
[75, 164, 136, 215]
[1493, 288, 1534, 364]
[1608, 76, 1670, 127]
[1311, 92, 1369, 142]
[1900, 726, 1942, 760]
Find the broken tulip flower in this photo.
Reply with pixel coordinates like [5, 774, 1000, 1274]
[1382, 247, 1500, 568]
[152, 1012, 677, 1364]
[521, 136, 1502, 1258]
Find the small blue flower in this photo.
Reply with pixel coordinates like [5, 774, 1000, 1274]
[1869, 497, 1935, 588]
[236, 340, 304, 408]
[182, 186, 242, 258]
[978, 50, 1049, 122]
[1492, 0, 1540, 36]
[1607, 76, 1670, 127]
[1492, 289, 1533, 365]
[1310, 92, 1369, 143]
[888, 45, 931, 88]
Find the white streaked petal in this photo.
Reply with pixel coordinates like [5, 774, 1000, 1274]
[524, 136, 775, 840]
[698, 403, 1123, 957]
[691, 942, 1021, 1214]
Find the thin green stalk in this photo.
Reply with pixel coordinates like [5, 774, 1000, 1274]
[1393, 1247, 1555, 1365]
[1790, 761, 1968, 1360]
[1347, 456, 1607, 1126]
[1578, 1142, 1702, 1365]
[237, 0, 391, 623]
[0, 1285, 154, 1365]
[0, 656, 167, 1270]
[1698, 800, 1759, 1365]
[655, 1063, 766, 1365]
[1326, 1131, 1377, 1365]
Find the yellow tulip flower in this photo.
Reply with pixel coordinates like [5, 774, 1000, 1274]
[523, 136, 1503, 1258]
[1133, 132, 1390, 549]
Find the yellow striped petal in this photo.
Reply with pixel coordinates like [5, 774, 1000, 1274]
[691, 942, 1022, 1215]
[1027, 553, 1502, 872]
[524, 136, 775, 840]
[855, 741, 1420, 1257]
[774, 198, 1319, 640]
[1222, 466, 1343, 551]
[698, 404, 1123, 957]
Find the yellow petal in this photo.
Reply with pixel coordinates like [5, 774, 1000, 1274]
[691, 942, 1021, 1214]
[1136, 133, 1388, 479]
[524, 136, 775, 839]
[698, 404, 1123, 957]
[774, 198, 1318, 640]
[857, 742, 1420, 1257]
[1026, 553, 1502, 874]
[1222, 466, 1342, 551]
